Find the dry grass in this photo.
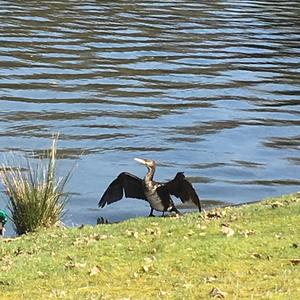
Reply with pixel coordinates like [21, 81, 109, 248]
[0, 137, 73, 235]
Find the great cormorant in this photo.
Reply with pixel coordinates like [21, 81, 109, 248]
[98, 158, 201, 216]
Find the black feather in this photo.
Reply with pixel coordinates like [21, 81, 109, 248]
[163, 172, 201, 211]
[98, 172, 146, 208]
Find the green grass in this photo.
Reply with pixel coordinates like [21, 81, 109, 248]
[0, 193, 300, 299]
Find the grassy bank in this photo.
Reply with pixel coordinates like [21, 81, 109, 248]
[1, 193, 300, 299]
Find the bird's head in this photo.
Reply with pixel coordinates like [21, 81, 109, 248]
[134, 158, 156, 169]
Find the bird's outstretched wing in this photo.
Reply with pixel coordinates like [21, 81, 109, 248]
[98, 172, 146, 208]
[162, 172, 201, 211]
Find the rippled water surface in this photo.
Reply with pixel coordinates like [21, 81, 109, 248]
[1, 0, 300, 231]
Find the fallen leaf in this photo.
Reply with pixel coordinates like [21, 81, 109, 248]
[271, 201, 284, 208]
[73, 234, 109, 246]
[76, 262, 86, 268]
[141, 256, 155, 273]
[183, 282, 193, 289]
[99, 234, 108, 240]
[145, 227, 161, 236]
[251, 253, 263, 259]
[206, 210, 223, 219]
[2, 237, 21, 243]
[151, 222, 159, 226]
[240, 229, 256, 238]
[66, 255, 73, 261]
[221, 224, 235, 237]
[50, 290, 67, 298]
[209, 287, 227, 298]
[290, 259, 300, 265]
[89, 265, 101, 276]
[0, 280, 10, 286]
[37, 271, 45, 277]
[14, 247, 23, 256]
[203, 275, 217, 283]
[125, 230, 139, 238]
[169, 212, 181, 218]
[1, 265, 11, 272]
[142, 265, 150, 273]
[64, 261, 86, 269]
[144, 256, 156, 263]
[229, 213, 240, 221]
[159, 290, 169, 297]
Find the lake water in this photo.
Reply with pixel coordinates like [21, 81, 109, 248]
[1, 0, 300, 233]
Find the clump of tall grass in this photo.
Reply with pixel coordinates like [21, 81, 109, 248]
[0, 137, 73, 235]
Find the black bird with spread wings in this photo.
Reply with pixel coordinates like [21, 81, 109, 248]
[98, 158, 201, 216]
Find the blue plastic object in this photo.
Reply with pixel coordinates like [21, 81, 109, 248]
[0, 209, 8, 225]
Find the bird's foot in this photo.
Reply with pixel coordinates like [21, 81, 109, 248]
[97, 217, 109, 224]
[170, 211, 181, 216]
[170, 207, 181, 215]
[168, 207, 181, 218]
[148, 208, 155, 217]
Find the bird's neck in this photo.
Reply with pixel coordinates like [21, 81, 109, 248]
[144, 166, 155, 183]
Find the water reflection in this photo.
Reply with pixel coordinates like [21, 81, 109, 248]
[0, 0, 300, 233]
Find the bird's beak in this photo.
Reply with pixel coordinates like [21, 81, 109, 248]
[134, 158, 147, 165]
